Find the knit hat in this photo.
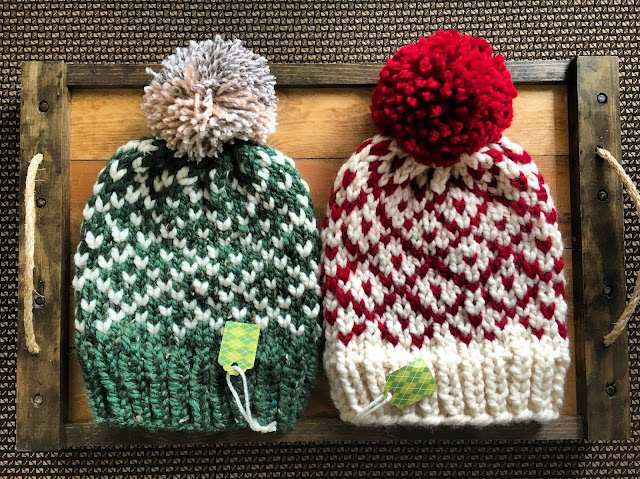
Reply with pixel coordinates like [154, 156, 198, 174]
[72, 37, 321, 433]
[321, 30, 571, 426]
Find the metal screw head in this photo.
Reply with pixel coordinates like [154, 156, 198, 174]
[606, 382, 617, 398]
[34, 295, 45, 306]
[597, 190, 608, 201]
[36, 197, 46, 208]
[603, 285, 613, 297]
[597, 93, 608, 104]
[32, 393, 44, 407]
[38, 100, 49, 113]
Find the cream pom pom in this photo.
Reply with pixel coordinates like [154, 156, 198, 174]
[141, 36, 277, 162]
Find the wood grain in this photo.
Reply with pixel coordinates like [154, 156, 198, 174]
[62, 416, 583, 447]
[70, 85, 569, 161]
[66, 61, 571, 88]
[568, 56, 630, 439]
[17, 61, 70, 451]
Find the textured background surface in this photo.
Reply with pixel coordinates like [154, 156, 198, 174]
[1, 1, 639, 477]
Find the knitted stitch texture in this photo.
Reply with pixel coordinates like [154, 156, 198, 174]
[73, 138, 321, 431]
[322, 135, 570, 426]
[321, 31, 570, 426]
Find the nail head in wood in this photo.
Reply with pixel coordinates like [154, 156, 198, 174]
[597, 93, 608, 104]
[32, 393, 44, 407]
[606, 382, 617, 398]
[18, 61, 70, 451]
[36, 197, 46, 208]
[597, 190, 608, 201]
[34, 295, 45, 307]
[569, 57, 629, 439]
[603, 285, 613, 297]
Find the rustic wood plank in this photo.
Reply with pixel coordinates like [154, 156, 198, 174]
[63, 415, 583, 447]
[506, 60, 571, 84]
[67, 347, 87, 422]
[270, 88, 377, 157]
[70, 85, 568, 161]
[568, 56, 629, 439]
[17, 61, 70, 451]
[563, 254, 577, 418]
[66, 61, 571, 88]
[70, 87, 379, 161]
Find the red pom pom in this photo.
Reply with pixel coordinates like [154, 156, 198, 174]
[371, 30, 517, 167]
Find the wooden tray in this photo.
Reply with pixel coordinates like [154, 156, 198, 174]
[17, 58, 629, 450]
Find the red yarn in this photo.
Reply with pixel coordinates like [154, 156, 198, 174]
[371, 30, 518, 167]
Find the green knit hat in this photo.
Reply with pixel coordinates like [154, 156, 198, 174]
[72, 37, 321, 433]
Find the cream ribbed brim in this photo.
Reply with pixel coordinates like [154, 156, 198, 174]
[324, 324, 571, 427]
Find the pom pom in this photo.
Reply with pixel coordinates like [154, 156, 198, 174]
[142, 37, 277, 162]
[371, 30, 517, 167]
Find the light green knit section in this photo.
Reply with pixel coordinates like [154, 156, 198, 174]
[73, 138, 321, 432]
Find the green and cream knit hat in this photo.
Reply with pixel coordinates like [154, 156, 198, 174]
[72, 37, 321, 433]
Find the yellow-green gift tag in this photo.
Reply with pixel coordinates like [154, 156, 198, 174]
[384, 358, 438, 409]
[218, 321, 261, 375]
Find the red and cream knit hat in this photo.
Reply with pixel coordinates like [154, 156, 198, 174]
[321, 30, 571, 426]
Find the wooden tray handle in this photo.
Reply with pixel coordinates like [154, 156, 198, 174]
[597, 146, 640, 347]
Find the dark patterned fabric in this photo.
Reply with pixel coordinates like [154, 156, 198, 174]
[1, 1, 639, 476]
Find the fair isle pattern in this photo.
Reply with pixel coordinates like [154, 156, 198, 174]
[321, 135, 571, 426]
[73, 138, 321, 432]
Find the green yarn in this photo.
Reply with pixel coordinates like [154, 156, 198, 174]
[73, 138, 321, 432]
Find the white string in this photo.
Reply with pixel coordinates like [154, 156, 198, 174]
[23, 153, 44, 354]
[225, 365, 277, 433]
[356, 391, 393, 420]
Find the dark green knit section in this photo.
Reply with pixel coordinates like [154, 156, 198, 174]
[74, 138, 321, 432]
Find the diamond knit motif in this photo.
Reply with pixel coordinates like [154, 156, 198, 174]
[73, 138, 321, 432]
[321, 135, 571, 426]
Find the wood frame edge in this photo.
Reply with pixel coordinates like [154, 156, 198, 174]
[568, 56, 630, 440]
[62, 416, 584, 447]
[66, 60, 571, 88]
[17, 60, 71, 451]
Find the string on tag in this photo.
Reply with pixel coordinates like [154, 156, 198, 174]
[597, 147, 640, 347]
[23, 153, 44, 355]
[356, 391, 393, 420]
[225, 364, 277, 433]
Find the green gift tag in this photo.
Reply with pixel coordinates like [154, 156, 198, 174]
[218, 321, 261, 376]
[383, 358, 438, 409]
